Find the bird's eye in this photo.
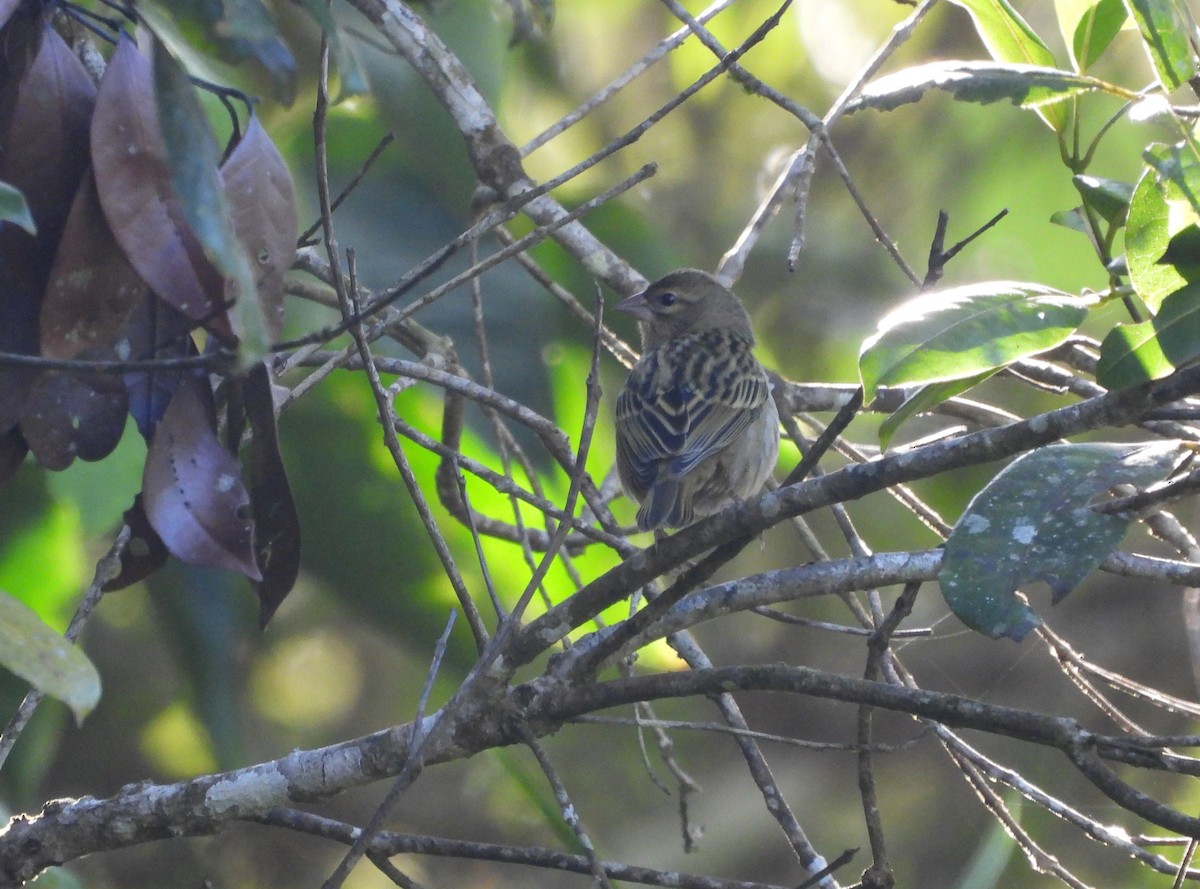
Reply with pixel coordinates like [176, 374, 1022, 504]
[658, 292, 678, 308]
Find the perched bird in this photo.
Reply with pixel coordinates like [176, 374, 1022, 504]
[615, 269, 780, 531]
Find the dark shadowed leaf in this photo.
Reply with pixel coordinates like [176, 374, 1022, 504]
[103, 494, 170, 591]
[40, 169, 151, 360]
[220, 114, 297, 343]
[1123, 0, 1197, 91]
[848, 62, 1119, 117]
[1097, 281, 1200, 387]
[91, 37, 227, 336]
[243, 363, 299, 626]
[0, 0, 22, 29]
[1074, 174, 1133, 225]
[120, 296, 197, 442]
[21, 368, 128, 470]
[877, 370, 996, 451]
[143, 373, 261, 580]
[153, 39, 267, 368]
[0, 426, 27, 491]
[0, 588, 100, 722]
[0, 180, 34, 234]
[941, 441, 1185, 639]
[0, 19, 95, 432]
[859, 282, 1092, 401]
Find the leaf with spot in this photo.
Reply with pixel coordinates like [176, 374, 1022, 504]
[859, 281, 1093, 402]
[0, 18, 95, 432]
[20, 367, 128, 470]
[91, 37, 227, 338]
[243, 363, 299, 626]
[941, 441, 1186, 640]
[153, 38, 266, 369]
[142, 372, 261, 580]
[0, 588, 100, 723]
[220, 114, 297, 344]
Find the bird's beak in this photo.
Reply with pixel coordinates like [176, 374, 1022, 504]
[615, 291, 654, 322]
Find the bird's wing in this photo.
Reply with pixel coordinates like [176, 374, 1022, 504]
[616, 331, 769, 491]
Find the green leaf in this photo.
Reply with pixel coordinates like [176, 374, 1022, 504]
[1123, 0, 1197, 92]
[1126, 148, 1200, 312]
[941, 441, 1185, 639]
[291, 0, 369, 98]
[0, 180, 34, 234]
[1074, 174, 1134, 225]
[0, 589, 100, 721]
[877, 371, 996, 451]
[154, 0, 296, 104]
[1050, 206, 1089, 233]
[1097, 281, 1200, 387]
[1056, 0, 1129, 70]
[848, 62, 1122, 118]
[859, 282, 1093, 401]
[153, 38, 268, 370]
[948, 0, 1067, 129]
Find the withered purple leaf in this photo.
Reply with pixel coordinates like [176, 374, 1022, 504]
[143, 372, 261, 580]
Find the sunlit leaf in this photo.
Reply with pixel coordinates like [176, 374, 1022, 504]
[153, 38, 266, 370]
[91, 37, 227, 337]
[877, 371, 996, 451]
[0, 588, 100, 722]
[243, 363, 299, 626]
[1050, 206, 1089, 233]
[849, 61, 1121, 119]
[1126, 149, 1199, 312]
[941, 441, 1185, 639]
[142, 373, 261, 580]
[1097, 281, 1200, 387]
[220, 114, 297, 344]
[859, 282, 1092, 401]
[948, 0, 1066, 129]
[1123, 0, 1197, 91]
[1056, 0, 1128, 70]
[0, 180, 34, 234]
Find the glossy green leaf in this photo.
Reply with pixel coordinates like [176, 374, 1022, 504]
[0, 589, 100, 721]
[1123, 0, 1197, 91]
[877, 371, 996, 451]
[948, 0, 1066, 129]
[849, 62, 1121, 118]
[1097, 281, 1200, 387]
[1056, 0, 1128, 70]
[941, 441, 1185, 639]
[1126, 149, 1199, 312]
[0, 180, 34, 234]
[1074, 174, 1134, 225]
[859, 282, 1093, 401]
[153, 38, 268, 370]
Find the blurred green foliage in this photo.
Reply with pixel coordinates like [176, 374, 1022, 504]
[3, 0, 1200, 886]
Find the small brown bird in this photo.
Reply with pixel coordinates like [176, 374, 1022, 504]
[615, 269, 780, 531]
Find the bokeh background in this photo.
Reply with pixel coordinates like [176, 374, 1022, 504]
[3, 0, 1196, 886]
